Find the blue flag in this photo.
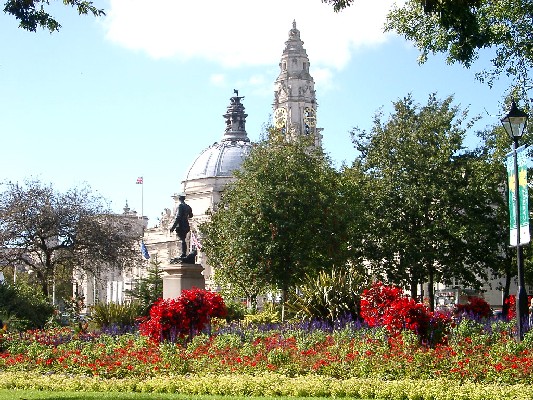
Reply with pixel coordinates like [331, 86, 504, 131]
[140, 241, 150, 259]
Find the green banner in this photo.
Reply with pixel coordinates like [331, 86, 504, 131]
[506, 145, 530, 246]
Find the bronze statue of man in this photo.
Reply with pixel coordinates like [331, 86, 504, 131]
[170, 194, 193, 258]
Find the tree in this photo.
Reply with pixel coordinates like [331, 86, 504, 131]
[351, 93, 500, 309]
[200, 133, 356, 309]
[386, 0, 533, 90]
[4, 0, 105, 32]
[124, 256, 163, 316]
[323, 0, 533, 90]
[475, 100, 533, 315]
[0, 179, 141, 298]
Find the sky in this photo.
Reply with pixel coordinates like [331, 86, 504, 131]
[0, 0, 517, 227]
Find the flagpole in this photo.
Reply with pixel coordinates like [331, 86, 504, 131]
[136, 176, 145, 237]
[141, 176, 144, 236]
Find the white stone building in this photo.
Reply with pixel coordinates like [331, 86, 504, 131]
[142, 20, 323, 290]
[74, 21, 527, 312]
[72, 203, 148, 308]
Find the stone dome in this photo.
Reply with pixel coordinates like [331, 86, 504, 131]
[186, 140, 252, 180]
[185, 94, 252, 181]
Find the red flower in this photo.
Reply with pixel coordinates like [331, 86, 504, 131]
[360, 281, 449, 343]
[139, 288, 227, 343]
[360, 281, 405, 327]
[455, 296, 491, 319]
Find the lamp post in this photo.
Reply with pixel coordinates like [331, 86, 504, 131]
[501, 100, 529, 340]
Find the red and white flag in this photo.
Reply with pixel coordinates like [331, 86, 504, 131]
[191, 232, 202, 250]
[136, 177, 143, 184]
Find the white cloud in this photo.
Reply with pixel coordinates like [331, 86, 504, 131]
[104, 0, 401, 70]
[312, 67, 335, 92]
[210, 73, 226, 86]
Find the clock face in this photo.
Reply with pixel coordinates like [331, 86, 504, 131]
[274, 107, 287, 128]
[303, 107, 316, 127]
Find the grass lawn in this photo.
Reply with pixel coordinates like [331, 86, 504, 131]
[0, 390, 344, 400]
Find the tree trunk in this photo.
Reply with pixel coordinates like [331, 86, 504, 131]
[251, 293, 258, 312]
[409, 276, 418, 300]
[428, 268, 435, 312]
[281, 287, 288, 322]
[34, 268, 50, 298]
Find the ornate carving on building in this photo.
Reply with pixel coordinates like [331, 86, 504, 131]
[75, 22, 324, 306]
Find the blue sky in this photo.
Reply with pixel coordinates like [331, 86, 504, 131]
[0, 0, 516, 227]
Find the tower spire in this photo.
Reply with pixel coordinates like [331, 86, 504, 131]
[272, 21, 322, 146]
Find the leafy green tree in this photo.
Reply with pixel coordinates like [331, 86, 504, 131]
[200, 133, 357, 309]
[323, 0, 532, 90]
[0, 179, 141, 298]
[385, 0, 533, 89]
[351, 93, 500, 309]
[124, 256, 163, 316]
[4, 0, 105, 32]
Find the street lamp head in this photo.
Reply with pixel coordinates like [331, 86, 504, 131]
[501, 100, 528, 140]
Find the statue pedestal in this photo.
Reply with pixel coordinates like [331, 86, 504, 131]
[162, 262, 205, 299]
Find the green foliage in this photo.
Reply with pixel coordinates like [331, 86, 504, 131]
[385, 0, 533, 90]
[0, 319, 532, 387]
[224, 300, 247, 322]
[62, 294, 85, 323]
[449, 318, 485, 345]
[350, 93, 498, 304]
[3, 0, 105, 32]
[0, 371, 531, 399]
[0, 281, 54, 330]
[325, 1, 533, 92]
[124, 257, 163, 316]
[89, 302, 143, 329]
[244, 304, 281, 325]
[0, 179, 142, 298]
[201, 134, 359, 304]
[321, 0, 355, 12]
[212, 333, 244, 350]
[287, 265, 368, 322]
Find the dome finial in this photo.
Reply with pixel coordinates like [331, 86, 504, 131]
[293, 20, 296, 29]
[222, 91, 249, 142]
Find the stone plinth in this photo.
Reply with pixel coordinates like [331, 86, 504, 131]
[162, 262, 205, 299]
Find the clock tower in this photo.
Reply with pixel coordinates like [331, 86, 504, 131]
[273, 20, 322, 147]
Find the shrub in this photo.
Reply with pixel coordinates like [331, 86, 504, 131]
[90, 301, 144, 329]
[360, 281, 451, 344]
[224, 300, 247, 322]
[455, 296, 492, 319]
[139, 288, 227, 343]
[505, 295, 516, 320]
[360, 281, 404, 327]
[0, 281, 54, 330]
[244, 304, 281, 325]
[287, 266, 366, 323]
[382, 296, 431, 337]
[124, 258, 163, 316]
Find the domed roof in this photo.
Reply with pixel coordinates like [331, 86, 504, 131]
[186, 139, 252, 180]
[185, 93, 253, 181]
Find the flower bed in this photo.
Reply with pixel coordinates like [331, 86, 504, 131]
[0, 371, 531, 399]
[0, 319, 532, 385]
[0, 286, 531, 398]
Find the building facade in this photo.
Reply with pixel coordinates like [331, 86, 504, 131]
[74, 21, 526, 312]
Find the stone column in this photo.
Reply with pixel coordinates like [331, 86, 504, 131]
[162, 261, 205, 299]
